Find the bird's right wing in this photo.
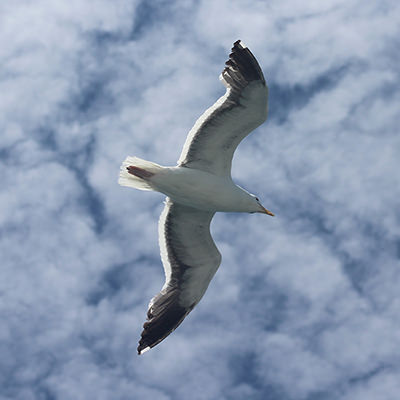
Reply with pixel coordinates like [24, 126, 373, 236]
[137, 199, 221, 354]
[177, 40, 268, 177]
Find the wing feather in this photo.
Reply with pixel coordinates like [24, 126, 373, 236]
[177, 40, 268, 176]
[137, 199, 221, 354]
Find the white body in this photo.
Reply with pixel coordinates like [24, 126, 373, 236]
[152, 167, 253, 212]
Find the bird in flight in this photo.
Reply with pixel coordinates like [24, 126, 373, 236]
[119, 40, 272, 354]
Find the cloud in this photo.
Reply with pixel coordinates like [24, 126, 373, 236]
[1, 0, 400, 399]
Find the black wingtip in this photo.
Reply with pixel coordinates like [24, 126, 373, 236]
[137, 342, 151, 355]
[221, 40, 265, 87]
[232, 40, 247, 51]
[136, 288, 196, 354]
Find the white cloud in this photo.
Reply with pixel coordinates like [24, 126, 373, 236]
[256, 333, 340, 399]
[1, 0, 400, 399]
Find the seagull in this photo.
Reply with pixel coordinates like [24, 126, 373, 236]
[119, 40, 273, 355]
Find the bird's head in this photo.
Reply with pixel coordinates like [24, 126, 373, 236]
[251, 195, 274, 216]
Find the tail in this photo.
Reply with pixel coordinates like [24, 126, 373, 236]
[118, 156, 163, 191]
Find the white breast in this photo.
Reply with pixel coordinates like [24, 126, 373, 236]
[151, 167, 248, 212]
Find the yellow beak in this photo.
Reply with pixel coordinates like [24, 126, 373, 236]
[260, 206, 275, 216]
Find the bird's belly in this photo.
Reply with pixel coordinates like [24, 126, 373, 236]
[152, 167, 238, 211]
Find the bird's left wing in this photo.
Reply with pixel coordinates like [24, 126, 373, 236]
[177, 40, 268, 177]
[137, 199, 221, 354]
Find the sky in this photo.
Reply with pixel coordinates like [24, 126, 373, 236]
[1, 0, 400, 399]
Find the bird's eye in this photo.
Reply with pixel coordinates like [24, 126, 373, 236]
[255, 197, 259, 201]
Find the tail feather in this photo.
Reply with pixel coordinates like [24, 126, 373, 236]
[118, 156, 162, 191]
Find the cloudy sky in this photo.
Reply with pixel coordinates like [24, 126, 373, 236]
[1, 0, 400, 399]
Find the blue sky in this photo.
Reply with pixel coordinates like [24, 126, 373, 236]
[1, 1, 400, 399]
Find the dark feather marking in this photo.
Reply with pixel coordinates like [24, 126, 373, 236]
[183, 101, 237, 163]
[137, 285, 195, 354]
[229, 40, 266, 85]
[127, 165, 154, 178]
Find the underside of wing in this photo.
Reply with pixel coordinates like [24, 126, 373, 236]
[178, 40, 268, 176]
[137, 199, 221, 354]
